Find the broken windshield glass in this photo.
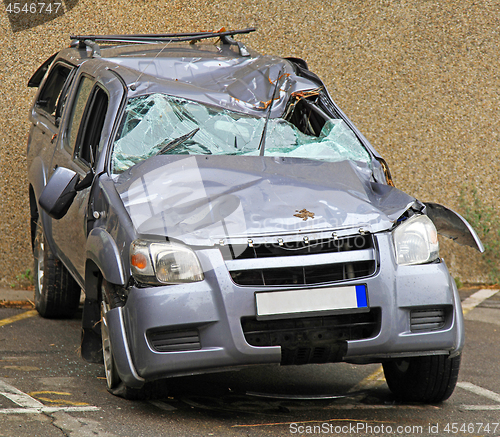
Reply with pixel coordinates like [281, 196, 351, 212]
[111, 93, 371, 173]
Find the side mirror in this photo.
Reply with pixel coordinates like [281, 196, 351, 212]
[39, 167, 80, 219]
[39, 166, 96, 219]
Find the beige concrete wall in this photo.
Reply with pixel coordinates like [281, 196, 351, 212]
[1, 0, 498, 286]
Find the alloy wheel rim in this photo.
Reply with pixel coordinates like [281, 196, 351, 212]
[34, 226, 45, 295]
[101, 292, 117, 388]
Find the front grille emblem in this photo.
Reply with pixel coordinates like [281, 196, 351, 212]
[294, 208, 315, 221]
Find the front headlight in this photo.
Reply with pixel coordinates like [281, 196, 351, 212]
[130, 239, 204, 285]
[393, 215, 439, 266]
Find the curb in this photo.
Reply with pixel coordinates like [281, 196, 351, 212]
[0, 287, 33, 303]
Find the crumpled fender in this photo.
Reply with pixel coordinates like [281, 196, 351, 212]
[424, 202, 484, 253]
[86, 227, 127, 286]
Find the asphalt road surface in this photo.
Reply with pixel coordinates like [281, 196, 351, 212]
[0, 287, 499, 437]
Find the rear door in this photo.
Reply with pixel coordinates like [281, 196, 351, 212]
[28, 60, 75, 170]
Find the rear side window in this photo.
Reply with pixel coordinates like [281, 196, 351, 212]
[76, 86, 108, 166]
[36, 63, 73, 121]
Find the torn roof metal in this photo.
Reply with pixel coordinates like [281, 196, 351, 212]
[112, 48, 317, 115]
[62, 41, 321, 116]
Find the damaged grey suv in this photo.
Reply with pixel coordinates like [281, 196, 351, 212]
[27, 29, 483, 402]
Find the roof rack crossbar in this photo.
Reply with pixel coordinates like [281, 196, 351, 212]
[70, 28, 255, 45]
[71, 30, 228, 40]
[70, 28, 255, 57]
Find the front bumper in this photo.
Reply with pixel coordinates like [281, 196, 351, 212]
[106, 233, 464, 387]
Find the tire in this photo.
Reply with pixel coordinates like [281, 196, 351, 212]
[383, 354, 461, 403]
[33, 217, 81, 318]
[100, 280, 121, 390]
[99, 278, 167, 400]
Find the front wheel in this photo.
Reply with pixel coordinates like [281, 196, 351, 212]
[99, 279, 167, 400]
[33, 217, 81, 318]
[100, 281, 121, 390]
[383, 354, 461, 403]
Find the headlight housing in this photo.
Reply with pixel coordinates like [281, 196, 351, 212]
[393, 215, 439, 266]
[130, 239, 204, 285]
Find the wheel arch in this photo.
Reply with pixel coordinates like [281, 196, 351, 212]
[81, 230, 127, 364]
[81, 259, 103, 363]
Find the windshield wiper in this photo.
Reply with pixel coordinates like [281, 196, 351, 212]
[157, 127, 200, 155]
[258, 68, 284, 157]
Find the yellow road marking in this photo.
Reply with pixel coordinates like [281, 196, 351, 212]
[28, 391, 89, 406]
[34, 397, 89, 406]
[0, 380, 99, 414]
[0, 310, 38, 327]
[3, 366, 40, 372]
[348, 366, 386, 393]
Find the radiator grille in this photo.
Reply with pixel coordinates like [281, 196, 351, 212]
[230, 261, 375, 286]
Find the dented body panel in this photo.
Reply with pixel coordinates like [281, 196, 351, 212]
[424, 202, 484, 252]
[115, 156, 416, 245]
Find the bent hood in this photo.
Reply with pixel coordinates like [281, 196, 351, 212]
[115, 155, 417, 246]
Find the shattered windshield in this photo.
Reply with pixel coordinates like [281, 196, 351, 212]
[111, 93, 371, 173]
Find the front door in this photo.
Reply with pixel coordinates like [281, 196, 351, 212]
[49, 66, 124, 285]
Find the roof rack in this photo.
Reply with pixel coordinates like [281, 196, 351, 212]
[70, 28, 256, 57]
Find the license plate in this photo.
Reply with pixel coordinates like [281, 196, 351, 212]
[255, 284, 368, 318]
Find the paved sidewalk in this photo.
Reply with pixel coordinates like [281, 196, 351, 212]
[0, 287, 33, 303]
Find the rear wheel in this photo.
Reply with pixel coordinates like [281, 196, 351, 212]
[383, 354, 461, 403]
[33, 217, 81, 318]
